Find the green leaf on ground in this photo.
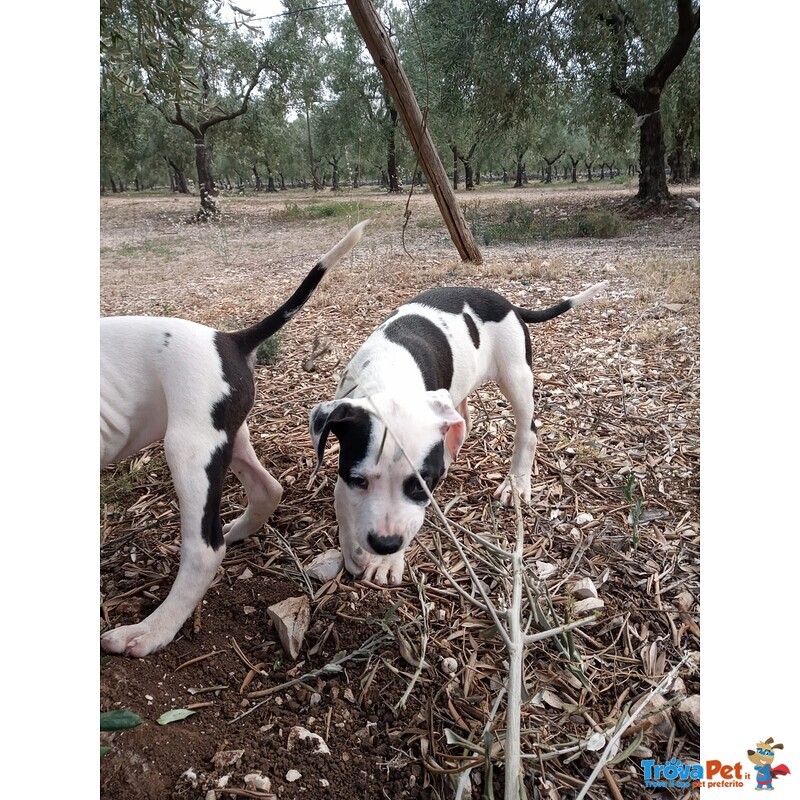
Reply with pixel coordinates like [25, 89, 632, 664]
[100, 710, 143, 731]
[157, 708, 197, 725]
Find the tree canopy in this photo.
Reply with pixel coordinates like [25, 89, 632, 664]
[100, 0, 699, 205]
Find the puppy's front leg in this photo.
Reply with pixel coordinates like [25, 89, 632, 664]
[101, 428, 229, 657]
[493, 365, 537, 506]
[223, 423, 283, 545]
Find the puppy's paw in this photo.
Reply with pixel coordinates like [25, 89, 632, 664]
[360, 553, 405, 587]
[101, 623, 172, 658]
[493, 475, 532, 507]
[223, 518, 253, 545]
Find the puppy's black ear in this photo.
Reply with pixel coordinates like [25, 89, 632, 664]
[309, 400, 366, 475]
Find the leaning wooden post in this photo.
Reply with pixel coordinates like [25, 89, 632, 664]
[345, 0, 483, 264]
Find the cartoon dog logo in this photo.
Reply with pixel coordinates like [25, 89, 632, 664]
[747, 738, 791, 790]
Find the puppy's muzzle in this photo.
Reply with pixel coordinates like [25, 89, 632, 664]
[367, 531, 403, 555]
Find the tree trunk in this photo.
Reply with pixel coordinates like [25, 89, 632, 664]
[585, 160, 594, 181]
[689, 153, 700, 180]
[329, 157, 340, 191]
[279, 172, 286, 190]
[346, 0, 482, 263]
[569, 155, 579, 183]
[110, 176, 118, 193]
[513, 152, 525, 188]
[252, 165, 263, 191]
[194, 136, 219, 216]
[667, 131, 689, 183]
[607, 1, 699, 204]
[450, 144, 459, 190]
[458, 142, 478, 190]
[304, 103, 322, 191]
[636, 99, 669, 201]
[264, 161, 277, 192]
[475, 163, 481, 185]
[173, 161, 189, 193]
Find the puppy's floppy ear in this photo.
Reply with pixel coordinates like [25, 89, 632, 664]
[309, 399, 367, 475]
[426, 389, 466, 461]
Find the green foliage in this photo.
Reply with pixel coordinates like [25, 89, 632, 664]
[256, 334, 281, 366]
[622, 474, 646, 550]
[101, 710, 144, 731]
[101, 709, 144, 758]
[470, 201, 624, 244]
[99, 0, 699, 199]
[100, 455, 167, 510]
[277, 200, 381, 222]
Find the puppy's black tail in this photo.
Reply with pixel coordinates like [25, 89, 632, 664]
[232, 220, 370, 355]
[515, 281, 607, 323]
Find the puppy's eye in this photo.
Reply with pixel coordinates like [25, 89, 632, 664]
[348, 475, 369, 490]
[403, 476, 430, 504]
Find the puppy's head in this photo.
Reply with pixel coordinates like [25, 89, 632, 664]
[309, 390, 465, 582]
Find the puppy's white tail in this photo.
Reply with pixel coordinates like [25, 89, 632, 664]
[232, 220, 370, 354]
[516, 280, 607, 324]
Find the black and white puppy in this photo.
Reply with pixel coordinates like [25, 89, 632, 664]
[100, 221, 368, 656]
[309, 281, 605, 586]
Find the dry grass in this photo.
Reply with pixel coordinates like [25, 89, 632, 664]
[100, 184, 700, 799]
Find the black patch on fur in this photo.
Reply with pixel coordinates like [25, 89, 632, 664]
[163, 331, 172, 347]
[409, 287, 515, 324]
[518, 315, 533, 367]
[403, 441, 445, 504]
[463, 313, 480, 348]
[312, 404, 374, 484]
[201, 332, 256, 550]
[383, 314, 454, 391]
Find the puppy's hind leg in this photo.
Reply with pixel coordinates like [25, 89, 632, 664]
[223, 422, 283, 545]
[101, 426, 230, 657]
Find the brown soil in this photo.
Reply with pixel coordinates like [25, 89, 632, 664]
[100, 181, 700, 800]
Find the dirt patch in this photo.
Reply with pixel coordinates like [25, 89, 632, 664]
[101, 182, 700, 799]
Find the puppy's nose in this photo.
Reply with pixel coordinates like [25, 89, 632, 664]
[366, 531, 402, 555]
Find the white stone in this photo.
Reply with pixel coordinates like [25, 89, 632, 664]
[286, 769, 302, 782]
[572, 578, 598, 600]
[573, 597, 605, 615]
[288, 726, 331, 755]
[441, 657, 458, 675]
[267, 596, 311, 660]
[244, 774, 271, 792]
[305, 549, 344, 582]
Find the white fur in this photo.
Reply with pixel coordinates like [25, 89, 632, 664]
[312, 282, 605, 585]
[100, 222, 367, 656]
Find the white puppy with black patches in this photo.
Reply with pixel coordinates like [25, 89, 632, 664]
[310, 281, 605, 586]
[101, 221, 368, 657]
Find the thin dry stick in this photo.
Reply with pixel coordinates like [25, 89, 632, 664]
[394, 570, 430, 711]
[504, 475, 526, 800]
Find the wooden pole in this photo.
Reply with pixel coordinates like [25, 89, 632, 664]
[345, 0, 483, 264]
